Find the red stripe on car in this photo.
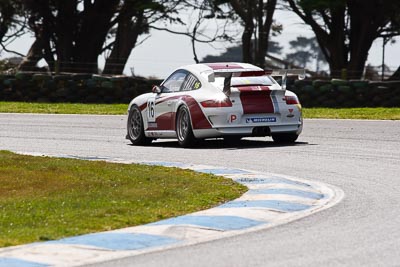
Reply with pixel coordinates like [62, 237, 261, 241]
[205, 63, 243, 70]
[146, 95, 211, 130]
[182, 96, 212, 129]
[238, 71, 266, 77]
[139, 102, 147, 111]
[147, 112, 176, 131]
[236, 85, 270, 92]
[264, 70, 273, 75]
[239, 86, 274, 114]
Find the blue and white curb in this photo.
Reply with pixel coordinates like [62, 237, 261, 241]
[0, 153, 344, 267]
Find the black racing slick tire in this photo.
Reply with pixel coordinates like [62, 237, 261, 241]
[176, 105, 196, 148]
[271, 133, 299, 144]
[127, 106, 152, 146]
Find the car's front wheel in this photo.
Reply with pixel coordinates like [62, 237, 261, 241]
[127, 106, 152, 146]
[272, 133, 298, 144]
[176, 105, 196, 147]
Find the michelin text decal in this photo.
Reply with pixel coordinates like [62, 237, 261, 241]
[246, 117, 276, 123]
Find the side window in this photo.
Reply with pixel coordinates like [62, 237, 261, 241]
[162, 71, 188, 93]
[181, 74, 202, 91]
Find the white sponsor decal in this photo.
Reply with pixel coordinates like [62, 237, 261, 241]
[148, 122, 158, 128]
[246, 117, 276, 123]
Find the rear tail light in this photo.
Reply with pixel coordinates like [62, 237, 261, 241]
[201, 98, 233, 108]
[284, 96, 300, 105]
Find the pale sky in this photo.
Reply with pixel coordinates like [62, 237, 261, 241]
[1, 8, 399, 79]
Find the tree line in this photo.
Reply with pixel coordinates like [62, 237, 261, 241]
[1, 0, 400, 79]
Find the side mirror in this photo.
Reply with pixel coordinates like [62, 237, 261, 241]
[152, 85, 162, 94]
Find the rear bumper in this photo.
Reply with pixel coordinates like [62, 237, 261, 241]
[193, 122, 302, 139]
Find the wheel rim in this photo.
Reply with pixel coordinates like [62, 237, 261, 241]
[129, 109, 142, 140]
[177, 108, 189, 141]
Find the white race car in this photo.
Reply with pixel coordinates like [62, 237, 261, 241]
[127, 62, 304, 147]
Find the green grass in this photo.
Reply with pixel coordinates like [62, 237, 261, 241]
[0, 102, 399, 120]
[0, 151, 247, 247]
[303, 107, 400, 120]
[0, 102, 127, 115]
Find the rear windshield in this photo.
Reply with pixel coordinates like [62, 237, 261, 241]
[211, 76, 275, 90]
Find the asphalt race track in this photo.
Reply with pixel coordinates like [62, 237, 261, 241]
[0, 113, 399, 266]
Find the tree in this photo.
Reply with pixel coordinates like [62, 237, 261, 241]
[149, 1, 235, 65]
[201, 40, 282, 62]
[18, 0, 182, 74]
[19, 0, 121, 73]
[287, 0, 400, 79]
[0, 0, 27, 57]
[389, 66, 400, 80]
[212, 0, 279, 69]
[388, 13, 400, 80]
[285, 36, 327, 71]
[103, 0, 228, 74]
[0, 0, 16, 47]
[103, 0, 182, 74]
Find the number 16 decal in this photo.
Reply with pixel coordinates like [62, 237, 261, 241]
[147, 99, 156, 122]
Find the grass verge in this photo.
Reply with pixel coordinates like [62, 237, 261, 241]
[0, 151, 247, 247]
[0, 102, 127, 115]
[302, 107, 400, 120]
[0, 102, 399, 120]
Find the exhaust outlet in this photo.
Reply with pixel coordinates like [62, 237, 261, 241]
[252, 126, 271, 137]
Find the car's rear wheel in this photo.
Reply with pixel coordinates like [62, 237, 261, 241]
[176, 105, 196, 147]
[127, 106, 152, 146]
[272, 133, 298, 144]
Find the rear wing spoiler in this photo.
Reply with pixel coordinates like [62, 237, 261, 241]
[205, 68, 306, 96]
[267, 69, 306, 90]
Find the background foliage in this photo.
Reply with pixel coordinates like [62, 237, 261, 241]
[0, 73, 399, 107]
